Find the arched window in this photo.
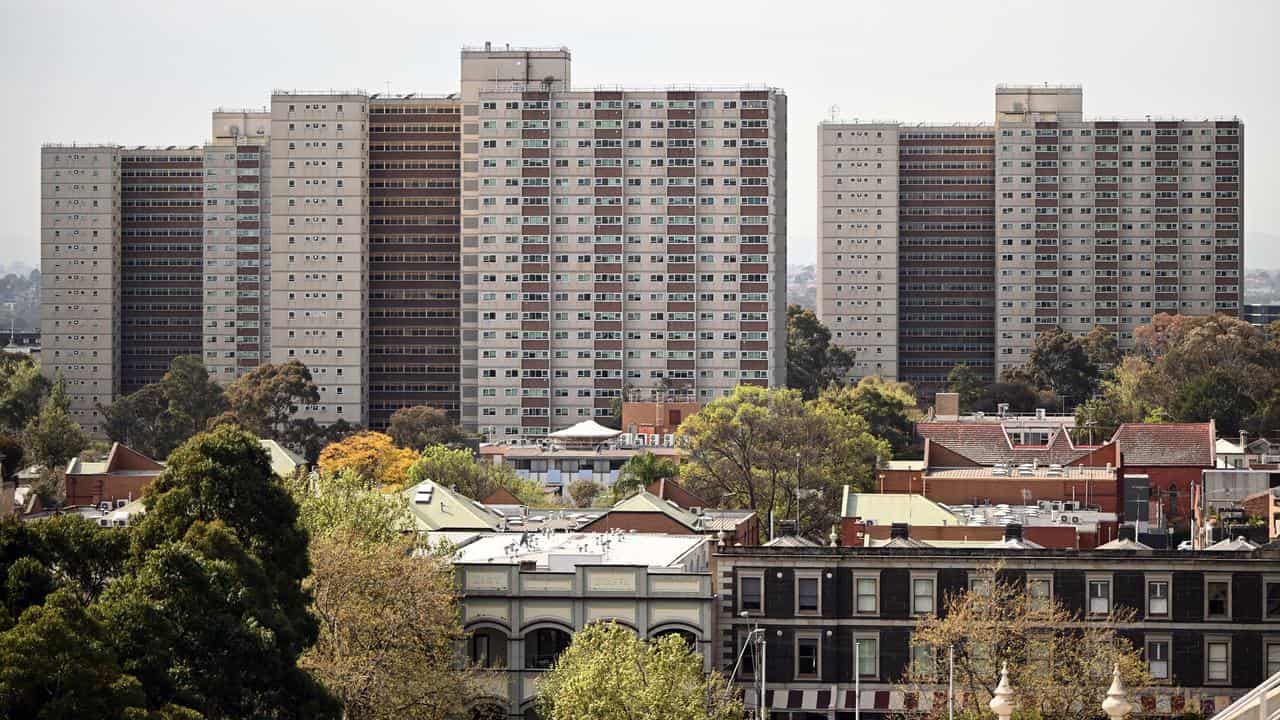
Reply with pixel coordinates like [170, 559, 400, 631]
[469, 627, 508, 669]
[525, 627, 572, 669]
[653, 628, 698, 648]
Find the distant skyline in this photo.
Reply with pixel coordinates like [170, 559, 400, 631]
[2, 0, 1277, 266]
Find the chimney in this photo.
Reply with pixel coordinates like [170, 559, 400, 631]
[1118, 525, 1136, 541]
[484, 40, 491, 51]
[890, 522, 910, 540]
[1004, 523, 1024, 542]
[935, 392, 960, 418]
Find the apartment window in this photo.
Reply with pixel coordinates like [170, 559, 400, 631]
[1146, 577, 1170, 618]
[1027, 574, 1053, 613]
[1205, 637, 1231, 684]
[1268, 641, 1280, 677]
[1206, 577, 1231, 620]
[795, 633, 820, 679]
[525, 627, 571, 670]
[738, 629, 756, 677]
[1088, 577, 1112, 616]
[1145, 637, 1170, 680]
[910, 644, 937, 680]
[795, 571, 821, 615]
[969, 575, 991, 596]
[855, 574, 879, 615]
[912, 574, 936, 615]
[739, 571, 764, 615]
[1266, 578, 1280, 619]
[854, 634, 879, 678]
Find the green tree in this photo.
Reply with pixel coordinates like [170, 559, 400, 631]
[302, 535, 474, 720]
[224, 361, 320, 440]
[29, 514, 130, 604]
[99, 355, 229, 460]
[677, 385, 887, 539]
[1169, 369, 1256, 436]
[1081, 325, 1122, 370]
[97, 527, 335, 720]
[818, 377, 919, 457]
[946, 363, 985, 412]
[286, 468, 410, 545]
[786, 305, 854, 400]
[567, 479, 603, 508]
[1073, 357, 1166, 439]
[615, 452, 680, 500]
[24, 375, 87, 471]
[0, 354, 49, 432]
[536, 622, 741, 720]
[386, 405, 467, 451]
[0, 589, 154, 719]
[1024, 327, 1100, 407]
[406, 445, 547, 506]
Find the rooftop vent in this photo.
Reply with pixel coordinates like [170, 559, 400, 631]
[1004, 523, 1024, 542]
[889, 522, 910, 540]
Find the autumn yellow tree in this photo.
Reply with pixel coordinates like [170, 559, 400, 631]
[901, 564, 1152, 720]
[317, 431, 416, 490]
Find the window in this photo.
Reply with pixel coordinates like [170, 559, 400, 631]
[525, 627, 571, 669]
[739, 572, 763, 615]
[1205, 638, 1231, 684]
[795, 634, 820, 679]
[738, 629, 757, 678]
[1145, 638, 1170, 680]
[1088, 578, 1112, 616]
[1146, 577, 1170, 618]
[1206, 578, 1231, 620]
[1027, 574, 1052, 613]
[1266, 578, 1280, 619]
[855, 574, 879, 615]
[969, 575, 991, 595]
[855, 635, 878, 678]
[796, 572, 821, 615]
[1269, 642, 1280, 677]
[912, 575, 936, 615]
[910, 644, 937, 680]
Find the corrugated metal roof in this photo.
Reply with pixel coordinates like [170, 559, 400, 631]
[840, 489, 959, 526]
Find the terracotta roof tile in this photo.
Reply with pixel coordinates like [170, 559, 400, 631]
[919, 422, 1090, 466]
[1109, 423, 1214, 467]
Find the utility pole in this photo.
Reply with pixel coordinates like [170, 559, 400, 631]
[794, 451, 802, 536]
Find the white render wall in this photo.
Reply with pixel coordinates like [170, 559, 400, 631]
[269, 93, 370, 424]
[40, 145, 121, 433]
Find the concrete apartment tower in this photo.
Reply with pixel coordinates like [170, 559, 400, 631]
[40, 146, 122, 432]
[818, 86, 1242, 399]
[202, 111, 272, 383]
[457, 45, 787, 439]
[269, 93, 371, 424]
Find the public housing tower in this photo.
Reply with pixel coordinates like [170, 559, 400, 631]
[817, 86, 1243, 399]
[40, 46, 788, 438]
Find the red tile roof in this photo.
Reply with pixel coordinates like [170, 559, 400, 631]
[919, 422, 1092, 466]
[1109, 422, 1215, 467]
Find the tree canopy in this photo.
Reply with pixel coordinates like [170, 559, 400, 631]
[614, 452, 679, 500]
[316, 431, 416, 491]
[386, 405, 468, 451]
[223, 361, 320, 441]
[786, 305, 854, 400]
[99, 355, 228, 460]
[23, 375, 87, 472]
[0, 354, 49, 433]
[405, 445, 548, 506]
[677, 385, 888, 540]
[535, 622, 740, 720]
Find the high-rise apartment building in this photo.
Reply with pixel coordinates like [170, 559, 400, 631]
[41, 45, 787, 439]
[457, 47, 787, 438]
[819, 86, 1242, 399]
[367, 96, 462, 428]
[40, 146, 122, 431]
[119, 146, 204, 394]
[202, 111, 272, 383]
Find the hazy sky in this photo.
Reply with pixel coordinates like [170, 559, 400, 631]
[3, 0, 1277, 266]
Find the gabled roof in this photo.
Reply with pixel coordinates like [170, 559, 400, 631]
[1206, 535, 1259, 551]
[402, 479, 505, 532]
[609, 490, 700, 530]
[763, 535, 819, 548]
[259, 439, 305, 478]
[1095, 537, 1153, 551]
[1110, 423, 1215, 467]
[547, 420, 622, 440]
[481, 487, 523, 505]
[919, 422, 1091, 466]
[66, 443, 164, 476]
[840, 487, 959, 526]
[1216, 438, 1244, 455]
